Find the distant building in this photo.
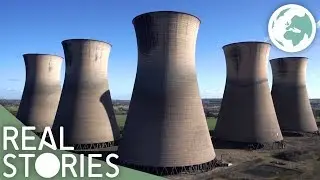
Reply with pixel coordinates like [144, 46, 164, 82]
[215, 42, 283, 144]
[17, 54, 62, 134]
[52, 39, 120, 149]
[118, 11, 216, 175]
[271, 57, 318, 133]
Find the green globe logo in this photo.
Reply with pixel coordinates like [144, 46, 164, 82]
[268, 4, 317, 53]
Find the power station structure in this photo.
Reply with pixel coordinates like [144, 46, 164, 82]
[17, 54, 62, 134]
[214, 42, 283, 145]
[118, 11, 216, 175]
[52, 39, 120, 149]
[271, 57, 319, 134]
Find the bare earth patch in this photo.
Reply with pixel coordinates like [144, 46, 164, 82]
[167, 132, 320, 180]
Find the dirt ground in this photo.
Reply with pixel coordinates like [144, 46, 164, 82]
[167, 129, 320, 180]
[72, 124, 320, 180]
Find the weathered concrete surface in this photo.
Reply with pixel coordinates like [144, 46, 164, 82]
[118, 11, 216, 167]
[215, 42, 283, 143]
[271, 57, 318, 133]
[17, 54, 62, 133]
[52, 39, 120, 146]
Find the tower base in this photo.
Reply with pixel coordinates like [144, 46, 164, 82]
[37, 131, 119, 151]
[212, 137, 286, 150]
[282, 130, 320, 137]
[119, 159, 220, 176]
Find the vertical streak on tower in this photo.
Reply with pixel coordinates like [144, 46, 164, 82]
[118, 11, 216, 171]
[53, 39, 120, 148]
[215, 42, 283, 143]
[271, 57, 318, 133]
[17, 54, 62, 133]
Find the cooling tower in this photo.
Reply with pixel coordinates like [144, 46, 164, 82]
[215, 42, 283, 144]
[52, 39, 120, 149]
[17, 54, 62, 133]
[118, 11, 216, 174]
[271, 57, 318, 133]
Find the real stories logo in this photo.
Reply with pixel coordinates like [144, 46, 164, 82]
[268, 4, 317, 53]
[2, 126, 120, 178]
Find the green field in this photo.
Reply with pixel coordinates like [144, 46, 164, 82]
[115, 115, 320, 131]
[207, 117, 217, 130]
[116, 115, 127, 130]
[2, 104, 318, 132]
[116, 115, 217, 130]
[2, 105, 18, 116]
[1, 105, 217, 130]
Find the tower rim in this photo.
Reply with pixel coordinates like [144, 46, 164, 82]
[23, 53, 64, 59]
[132, 11, 201, 24]
[222, 41, 271, 49]
[61, 39, 112, 47]
[270, 57, 308, 62]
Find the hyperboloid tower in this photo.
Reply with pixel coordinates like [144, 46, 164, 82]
[215, 42, 283, 145]
[271, 57, 318, 134]
[118, 11, 216, 175]
[17, 54, 62, 134]
[52, 39, 120, 149]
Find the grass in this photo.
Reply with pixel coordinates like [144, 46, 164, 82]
[116, 115, 127, 128]
[3, 105, 18, 116]
[2, 104, 316, 131]
[116, 115, 217, 130]
[2, 105, 217, 130]
[207, 117, 217, 130]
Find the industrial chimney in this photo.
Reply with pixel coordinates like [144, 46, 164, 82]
[215, 42, 283, 145]
[52, 39, 120, 149]
[271, 57, 318, 134]
[17, 54, 62, 134]
[118, 11, 216, 175]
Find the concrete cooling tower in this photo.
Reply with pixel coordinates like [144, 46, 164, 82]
[271, 57, 318, 134]
[214, 42, 283, 145]
[17, 54, 62, 134]
[52, 39, 120, 149]
[118, 11, 216, 175]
